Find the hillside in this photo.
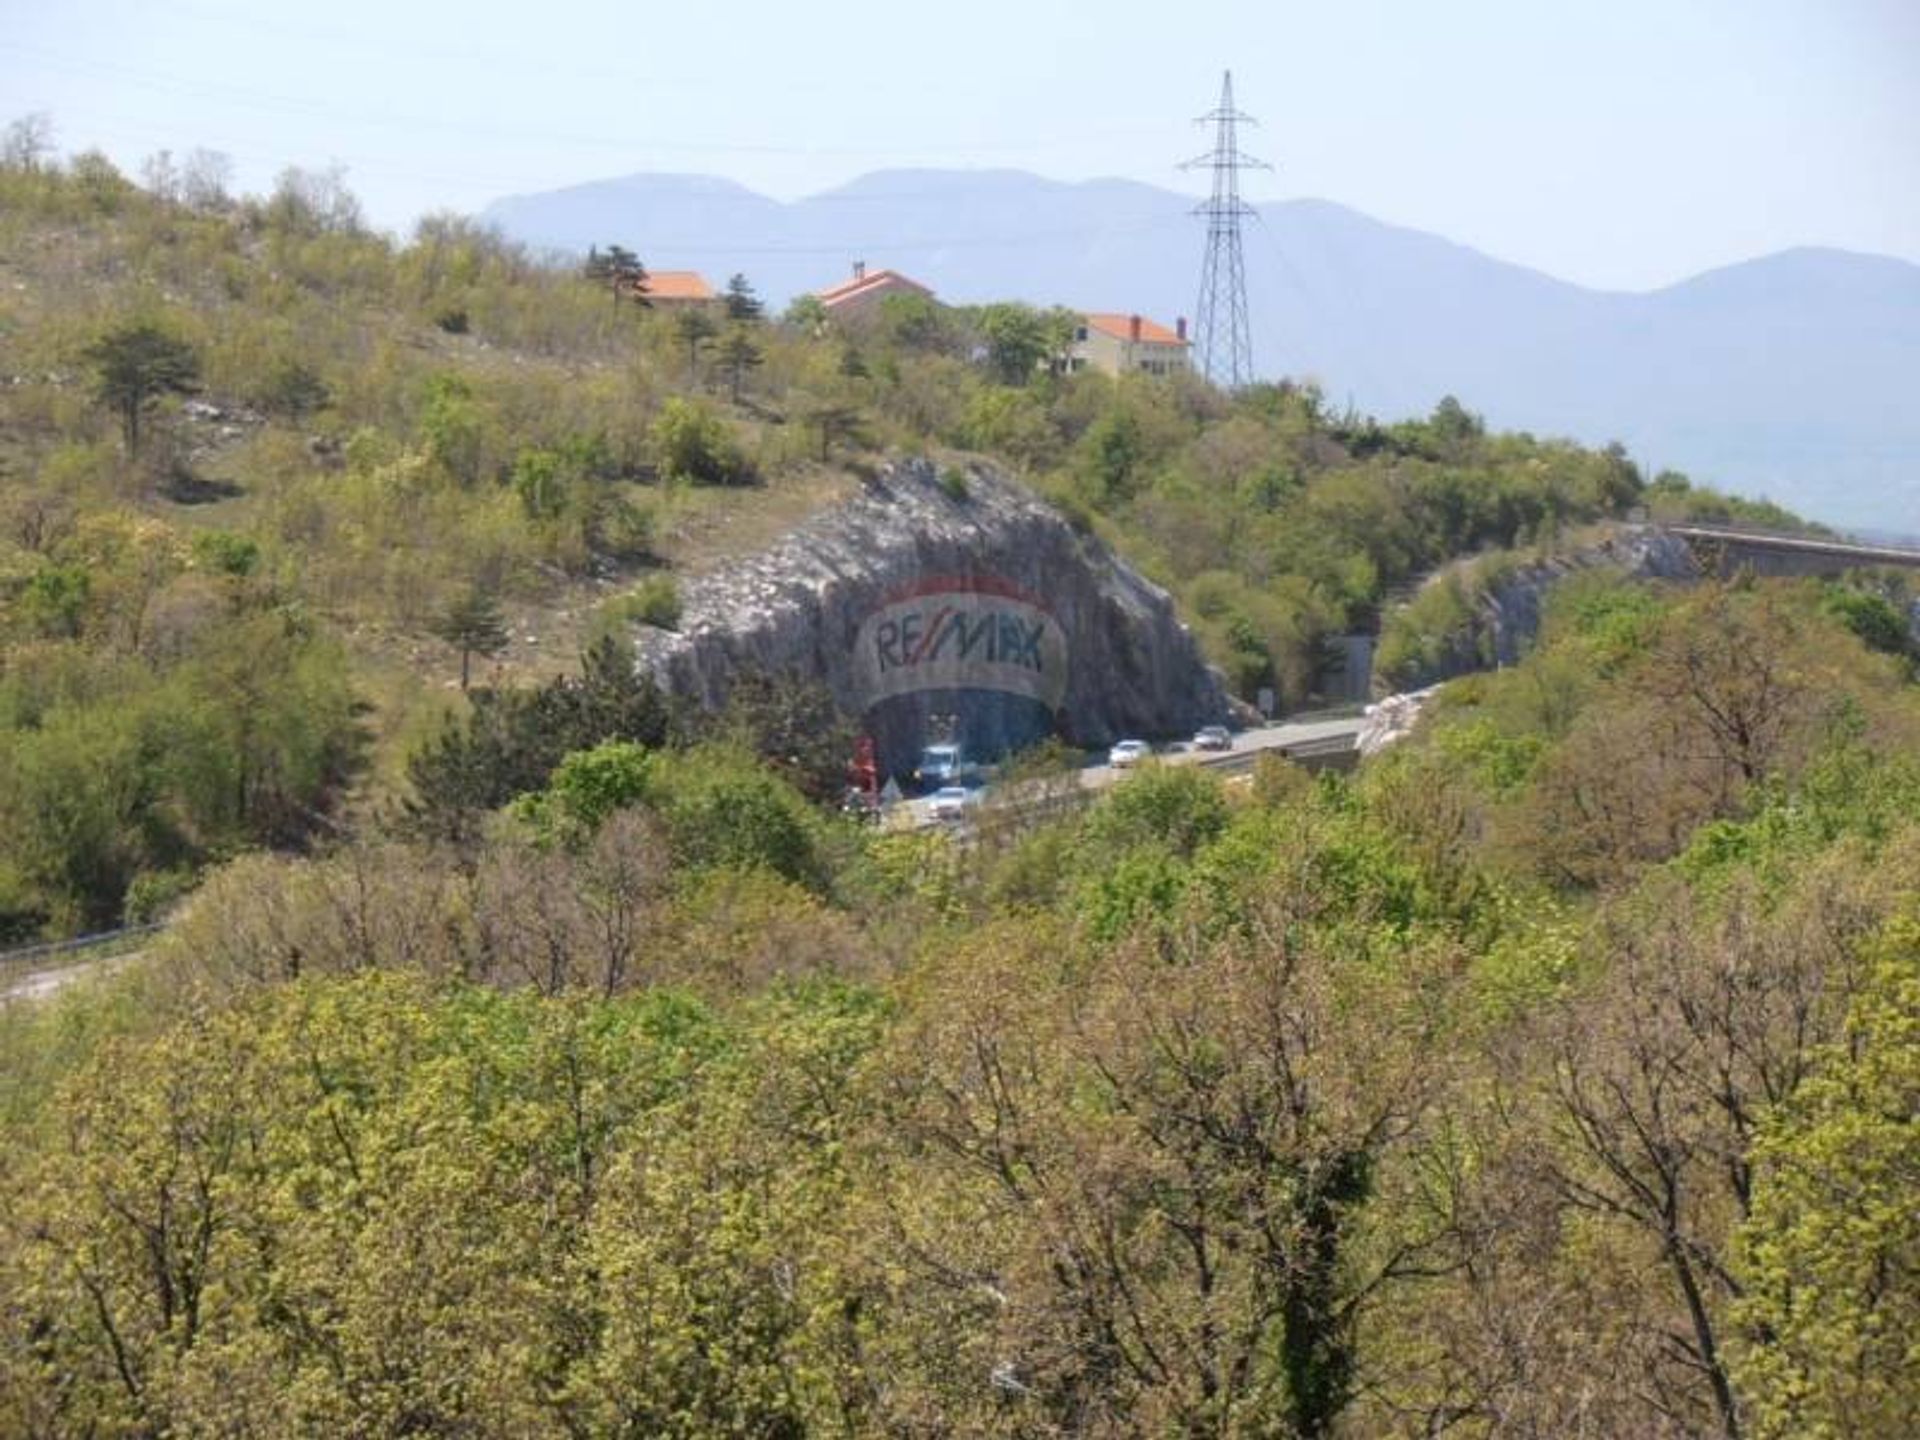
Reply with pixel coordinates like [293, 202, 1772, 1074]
[482, 168, 1920, 533]
[6, 149, 1920, 1440]
[0, 152, 1824, 943]
[6, 574, 1920, 1438]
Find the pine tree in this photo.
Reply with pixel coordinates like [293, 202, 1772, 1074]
[717, 326, 764, 402]
[583, 244, 646, 308]
[82, 321, 200, 456]
[432, 585, 510, 690]
[803, 401, 866, 463]
[724, 273, 764, 323]
[675, 308, 719, 382]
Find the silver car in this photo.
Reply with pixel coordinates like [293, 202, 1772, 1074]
[927, 786, 974, 822]
[1108, 739, 1151, 768]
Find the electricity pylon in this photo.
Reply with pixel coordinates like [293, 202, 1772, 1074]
[1183, 70, 1268, 388]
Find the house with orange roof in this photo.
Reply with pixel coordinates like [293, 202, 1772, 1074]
[814, 261, 935, 319]
[639, 270, 718, 311]
[1068, 312, 1191, 378]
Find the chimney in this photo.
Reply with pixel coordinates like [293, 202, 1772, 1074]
[1129, 314, 1142, 342]
[853, 260, 867, 281]
[1176, 316, 1188, 342]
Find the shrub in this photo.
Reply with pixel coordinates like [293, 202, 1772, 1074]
[123, 867, 195, 923]
[190, 530, 260, 577]
[649, 397, 747, 486]
[629, 573, 681, 630]
[252, 357, 330, 418]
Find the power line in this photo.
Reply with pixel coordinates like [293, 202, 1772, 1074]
[1181, 71, 1269, 388]
[0, 41, 1173, 163]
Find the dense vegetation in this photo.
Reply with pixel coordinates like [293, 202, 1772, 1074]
[3, 576, 1917, 1437]
[0, 148, 1805, 940]
[6, 137, 1917, 1438]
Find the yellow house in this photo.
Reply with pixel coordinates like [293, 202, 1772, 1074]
[1068, 312, 1191, 377]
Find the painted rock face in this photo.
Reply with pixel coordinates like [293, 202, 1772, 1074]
[853, 576, 1069, 712]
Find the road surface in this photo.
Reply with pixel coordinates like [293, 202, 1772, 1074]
[892, 715, 1364, 830]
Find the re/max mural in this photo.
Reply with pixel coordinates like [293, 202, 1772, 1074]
[849, 576, 1070, 776]
[852, 576, 1069, 713]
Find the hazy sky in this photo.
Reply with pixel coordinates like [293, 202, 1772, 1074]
[5, 0, 1916, 290]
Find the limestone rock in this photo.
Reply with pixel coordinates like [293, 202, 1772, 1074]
[1386, 525, 1700, 690]
[633, 458, 1228, 772]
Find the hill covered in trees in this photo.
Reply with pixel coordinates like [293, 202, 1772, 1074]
[0, 144, 1815, 944]
[4, 134, 1920, 1440]
[3, 576, 1918, 1437]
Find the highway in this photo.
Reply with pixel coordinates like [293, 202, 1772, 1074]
[891, 714, 1366, 830]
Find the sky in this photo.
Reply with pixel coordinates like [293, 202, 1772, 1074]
[4, 0, 1916, 292]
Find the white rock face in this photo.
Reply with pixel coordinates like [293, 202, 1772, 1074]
[633, 458, 1229, 771]
[1357, 686, 1442, 756]
[1388, 526, 1700, 689]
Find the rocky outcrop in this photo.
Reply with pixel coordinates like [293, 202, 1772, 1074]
[633, 458, 1229, 772]
[1379, 526, 1699, 691]
[1356, 686, 1442, 757]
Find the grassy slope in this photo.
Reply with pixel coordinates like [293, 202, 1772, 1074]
[0, 169, 874, 796]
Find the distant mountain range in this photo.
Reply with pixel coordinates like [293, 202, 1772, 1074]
[481, 169, 1920, 533]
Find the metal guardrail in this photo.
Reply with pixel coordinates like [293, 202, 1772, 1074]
[0, 923, 163, 971]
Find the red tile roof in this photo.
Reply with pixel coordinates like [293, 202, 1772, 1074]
[815, 268, 933, 306]
[644, 270, 715, 301]
[1083, 312, 1187, 346]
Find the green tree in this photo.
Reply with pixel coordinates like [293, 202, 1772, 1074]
[717, 671, 854, 804]
[782, 293, 828, 334]
[975, 302, 1051, 384]
[723, 272, 763, 323]
[253, 357, 330, 418]
[646, 745, 822, 886]
[1821, 583, 1913, 658]
[583, 243, 646, 307]
[534, 739, 655, 835]
[82, 321, 200, 456]
[801, 401, 865, 463]
[674, 307, 719, 382]
[417, 372, 490, 486]
[510, 445, 567, 520]
[1732, 919, 1920, 1440]
[18, 563, 90, 638]
[649, 397, 745, 485]
[716, 325, 763, 403]
[1081, 409, 1147, 504]
[432, 584, 510, 690]
[398, 637, 671, 847]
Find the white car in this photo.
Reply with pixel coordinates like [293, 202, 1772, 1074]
[1108, 739, 1151, 769]
[927, 786, 975, 822]
[1193, 725, 1232, 752]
